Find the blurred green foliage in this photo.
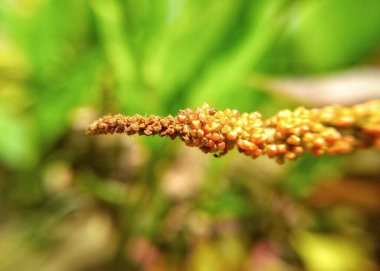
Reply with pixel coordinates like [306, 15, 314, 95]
[0, 0, 380, 270]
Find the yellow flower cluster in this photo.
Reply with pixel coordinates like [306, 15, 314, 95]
[176, 105, 267, 158]
[87, 100, 380, 163]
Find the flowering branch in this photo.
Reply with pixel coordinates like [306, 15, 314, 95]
[87, 100, 380, 163]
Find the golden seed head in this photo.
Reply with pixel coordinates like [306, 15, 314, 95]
[202, 124, 211, 134]
[292, 146, 304, 156]
[191, 120, 201, 129]
[210, 122, 220, 131]
[287, 135, 301, 145]
[277, 144, 287, 154]
[211, 133, 221, 142]
[88, 100, 380, 164]
[285, 152, 297, 161]
[221, 125, 232, 134]
[218, 142, 226, 150]
[227, 131, 238, 141]
[266, 144, 278, 158]
[313, 136, 326, 148]
[197, 129, 205, 138]
[303, 133, 314, 142]
[177, 114, 187, 123]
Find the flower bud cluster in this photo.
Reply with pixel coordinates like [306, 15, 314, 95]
[264, 106, 355, 163]
[176, 103, 267, 158]
[88, 100, 380, 163]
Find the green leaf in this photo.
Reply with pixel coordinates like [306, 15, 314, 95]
[285, 154, 342, 197]
[200, 191, 248, 217]
[8, 0, 93, 81]
[0, 108, 38, 170]
[188, 0, 289, 107]
[295, 0, 380, 71]
[158, 0, 241, 102]
[91, 0, 149, 114]
[33, 50, 101, 147]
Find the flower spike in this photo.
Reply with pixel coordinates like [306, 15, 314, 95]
[87, 100, 380, 163]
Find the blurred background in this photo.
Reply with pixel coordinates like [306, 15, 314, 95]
[1, 0, 380, 270]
